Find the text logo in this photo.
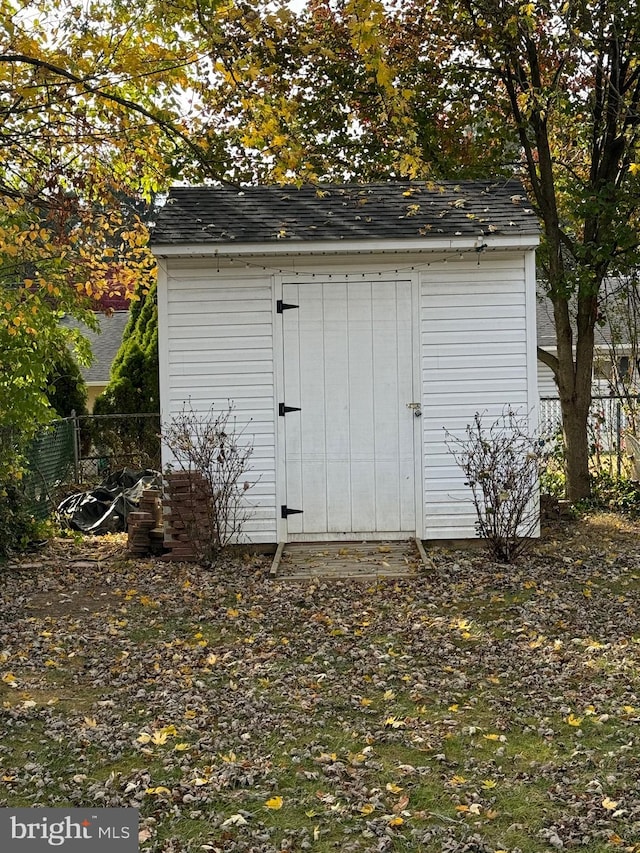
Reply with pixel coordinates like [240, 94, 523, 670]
[0, 809, 138, 851]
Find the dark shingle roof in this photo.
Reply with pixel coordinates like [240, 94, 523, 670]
[151, 180, 539, 246]
[61, 311, 130, 384]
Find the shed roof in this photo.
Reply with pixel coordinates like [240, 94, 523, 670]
[150, 180, 539, 247]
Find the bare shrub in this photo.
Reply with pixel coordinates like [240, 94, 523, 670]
[445, 408, 541, 563]
[163, 402, 254, 558]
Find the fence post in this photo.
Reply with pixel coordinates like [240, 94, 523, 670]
[71, 409, 80, 483]
[617, 401, 622, 478]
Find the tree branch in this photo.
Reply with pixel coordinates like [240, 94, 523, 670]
[0, 53, 237, 186]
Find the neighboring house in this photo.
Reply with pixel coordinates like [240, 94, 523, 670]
[150, 181, 540, 544]
[537, 277, 640, 401]
[536, 290, 640, 448]
[61, 310, 130, 411]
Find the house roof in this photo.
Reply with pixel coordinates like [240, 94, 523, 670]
[536, 279, 635, 352]
[150, 180, 540, 247]
[61, 311, 130, 385]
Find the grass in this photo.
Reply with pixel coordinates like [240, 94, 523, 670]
[1, 518, 640, 851]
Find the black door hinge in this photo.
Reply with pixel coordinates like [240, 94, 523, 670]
[277, 299, 299, 313]
[279, 403, 302, 417]
[281, 505, 303, 518]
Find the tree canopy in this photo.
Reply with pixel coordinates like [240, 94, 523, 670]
[0, 0, 199, 473]
[183, 0, 640, 499]
[2, 0, 639, 500]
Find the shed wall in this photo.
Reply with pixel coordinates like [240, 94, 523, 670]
[159, 250, 538, 543]
[159, 264, 278, 541]
[420, 255, 537, 539]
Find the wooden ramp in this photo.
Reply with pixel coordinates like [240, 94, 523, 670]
[270, 540, 429, 581]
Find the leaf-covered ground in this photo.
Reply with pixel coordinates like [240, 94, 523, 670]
[1, 514, 640, 852]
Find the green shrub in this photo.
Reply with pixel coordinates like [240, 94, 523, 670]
[0, 482, 48, 561]
[539, 466, 566, 498]
[576, 471, 640, 517]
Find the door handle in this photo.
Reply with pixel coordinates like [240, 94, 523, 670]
[406, 402, 422, 417]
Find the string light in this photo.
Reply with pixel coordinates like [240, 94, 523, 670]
[163, 242, 531, 282]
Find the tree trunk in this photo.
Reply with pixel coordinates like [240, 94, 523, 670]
[559, 396, 592, 502]
[553, 290, 597, 502]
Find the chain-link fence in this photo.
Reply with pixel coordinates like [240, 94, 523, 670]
[22, 418, 76, 519]
[76, 413, 161, 483]
[19, 413, 161, 518]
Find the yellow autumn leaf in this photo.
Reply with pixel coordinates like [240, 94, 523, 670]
[137, 732, 152, 743]
[387, 816, 403, 826]
[383, 689, 396, 700]
[602, 796, 619, 810]
[360, 697, 373, 706]
[227, 608, 239, 618]
[1, 672, 17, 685]
[386, 782, 403, 793]
[151, 730, 169, 745]
[449, 774, 466, 786]
[83, 716, 97, 728]
[567, 713, 583, 727]
[483, 733, 500, 741]
[456, 804, 470, 812]
[146, 786, 171, 796]
[360, 803, 375, 815]
[174, 743, 190, 751]
[482, 779, 497, 789]
[265, 796, 284, 810]
[384, 716, 405, 728]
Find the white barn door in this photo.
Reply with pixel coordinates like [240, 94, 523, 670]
[281, 279, 417, 539]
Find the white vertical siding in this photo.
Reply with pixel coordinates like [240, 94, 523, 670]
[160, 265, 277, 542]
[420, 255, 535, 539]
[158, 248, 538, 545]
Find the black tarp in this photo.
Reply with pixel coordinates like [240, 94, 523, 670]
[57, 468, 162, 534]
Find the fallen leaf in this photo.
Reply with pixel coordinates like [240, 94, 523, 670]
[221, 814, 248, 827]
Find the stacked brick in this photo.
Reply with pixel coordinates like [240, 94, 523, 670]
[161, 470, 213, 562]
[127, 489, 164, 556]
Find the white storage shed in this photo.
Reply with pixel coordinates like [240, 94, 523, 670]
[150, 181, 540, 545]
